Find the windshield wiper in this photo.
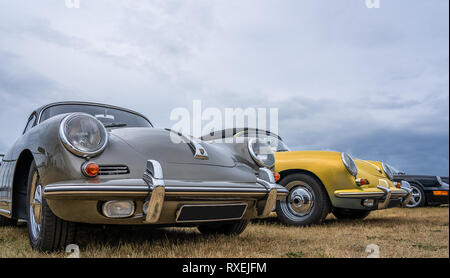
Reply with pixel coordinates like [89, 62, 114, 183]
[104, 123, 128, 128]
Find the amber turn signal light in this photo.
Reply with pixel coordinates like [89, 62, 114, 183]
[82, 162, 100, 177]
[273, 172, 281, 182]
[433, 191, 448, 196]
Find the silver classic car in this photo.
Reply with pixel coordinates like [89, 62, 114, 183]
[0, 101, 287, 251]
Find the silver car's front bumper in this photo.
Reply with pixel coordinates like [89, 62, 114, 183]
[142, 160, 283, 222]
[43, 160, 287, 224]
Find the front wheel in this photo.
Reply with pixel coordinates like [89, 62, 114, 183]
[275, 174, 330, 226]
[26, 161, 77, 251]
[197, 220, 248, 236]
[332, 208, 371, 220]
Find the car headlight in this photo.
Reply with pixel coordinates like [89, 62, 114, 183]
[341, 152, 358, 177]
[59, 113, 108, 157]
[381, 162, 394, 181]
[248, 138, 275, 168]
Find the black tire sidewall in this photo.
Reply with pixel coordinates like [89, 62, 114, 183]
[275, 173, 329, 226]
[26, 161, 77, 251]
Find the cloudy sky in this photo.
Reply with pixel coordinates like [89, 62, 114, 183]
[0, 0, 448, 176]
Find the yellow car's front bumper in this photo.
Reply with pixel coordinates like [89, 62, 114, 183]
[334, 180, 413, 210]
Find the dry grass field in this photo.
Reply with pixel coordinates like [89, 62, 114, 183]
[0, 207, 448, 258]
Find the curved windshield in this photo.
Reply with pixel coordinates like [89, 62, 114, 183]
[236, 132, 290, 152]
[40, 104, 152, 128]
[386, 164, 404, 175]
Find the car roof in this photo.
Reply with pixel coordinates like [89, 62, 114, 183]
[33, 101, 153, 126]
[201, 128, 282, 141]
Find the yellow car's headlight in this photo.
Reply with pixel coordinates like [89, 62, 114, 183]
[381, 162, 394, 181]
[341, 152, 358, 177]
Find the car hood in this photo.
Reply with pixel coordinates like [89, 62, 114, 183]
[109, 127, 236, 167]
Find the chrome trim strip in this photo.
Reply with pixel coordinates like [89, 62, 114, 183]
[43, 185, 271, 194]
[0, 208, 11, 216]
[175, 203, 248, 223]
[335, 192, 385, 198]
[167, 187, 269, 193]
[44, 185, 149, 193]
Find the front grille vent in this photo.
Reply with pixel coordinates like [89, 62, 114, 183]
[99, 165, 130, 176]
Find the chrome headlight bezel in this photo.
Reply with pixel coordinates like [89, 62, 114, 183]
[59, 113, 109, 158]
[248, 138, 275, 168]
[382, 162, 394, 181]
[341, 152, 358, 177]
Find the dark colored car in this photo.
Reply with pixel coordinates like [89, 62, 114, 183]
[385, 164, 449, 208]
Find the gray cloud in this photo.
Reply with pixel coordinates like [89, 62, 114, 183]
[0, 0, 448, 176]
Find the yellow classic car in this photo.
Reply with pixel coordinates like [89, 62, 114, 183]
[202, 129, 413, 226]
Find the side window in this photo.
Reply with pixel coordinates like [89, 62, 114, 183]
[23, 114, 36, 134]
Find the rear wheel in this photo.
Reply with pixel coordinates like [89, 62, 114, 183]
[332, 208, 371, 220]
[275, 173, 330, 226]
[197, 220, 248, 236]
[407, 184, 425, 208]
[26, 161, 77, 251]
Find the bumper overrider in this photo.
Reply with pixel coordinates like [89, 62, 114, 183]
[43, 160, 288, 224]
[334, 180, 413, 210]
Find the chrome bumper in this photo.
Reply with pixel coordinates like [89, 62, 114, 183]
[334, 180, 412, 210]
[142, 160, 282, 223]
[43, 160, 287, 223]
[399, 181, 413, 208]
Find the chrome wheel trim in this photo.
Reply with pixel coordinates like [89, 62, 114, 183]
[280, 181, 315, 220]
[406, 185, 422, 208]
[29, 173, 42, 240]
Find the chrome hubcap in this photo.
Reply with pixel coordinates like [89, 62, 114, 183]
[407, 186, 422, 208]
[29, 175, 42, 240]
[289, 188, 314, 215]
[281, 182, 315, 220]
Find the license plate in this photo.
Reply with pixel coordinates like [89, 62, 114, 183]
[176, 203, 248, 223]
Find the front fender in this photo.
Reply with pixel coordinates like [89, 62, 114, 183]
[275, 151, 357, 197]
